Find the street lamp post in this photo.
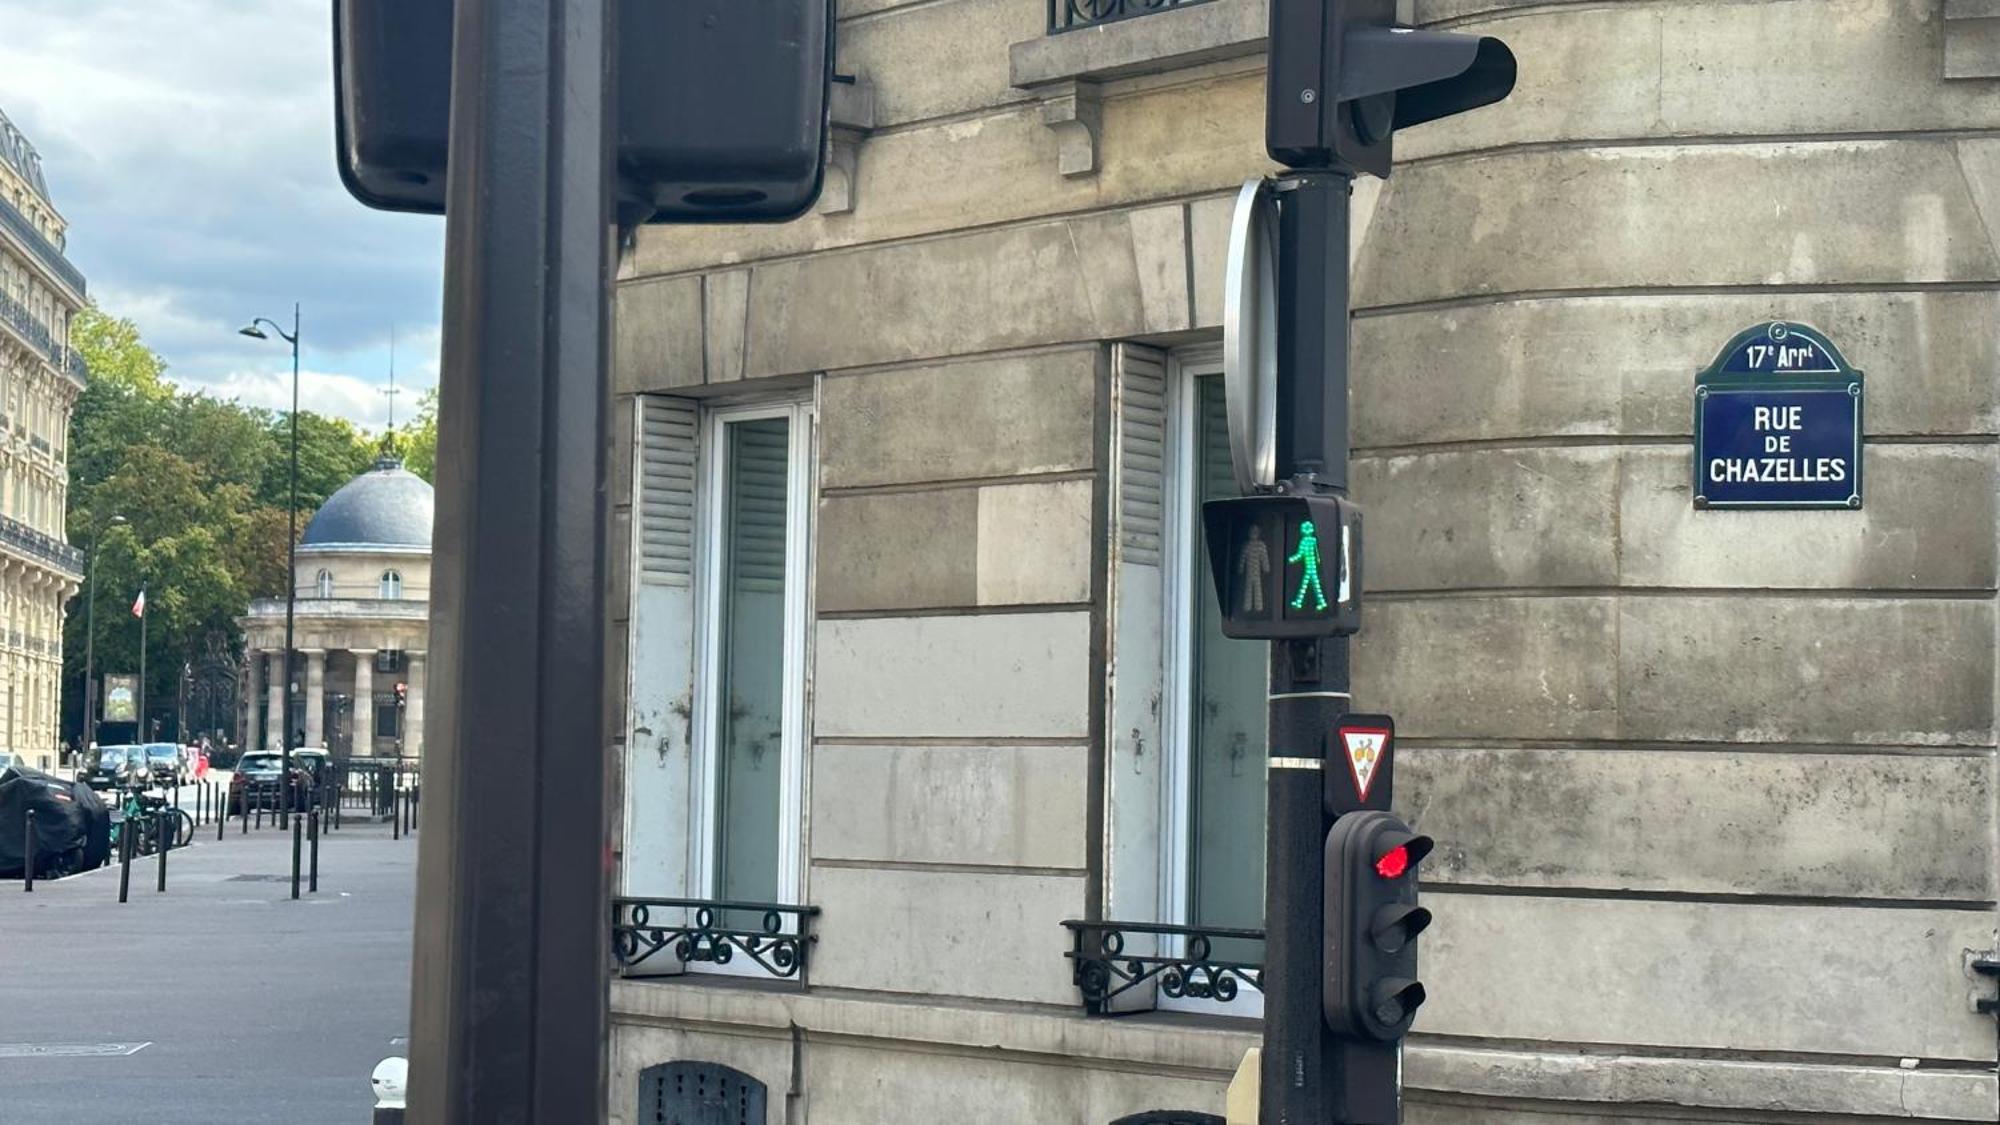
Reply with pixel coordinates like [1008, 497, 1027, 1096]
[81, 513, 127, 750]
[240, 305, 299, 825]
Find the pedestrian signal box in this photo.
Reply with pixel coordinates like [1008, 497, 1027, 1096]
[1202, 494, 1362, 639]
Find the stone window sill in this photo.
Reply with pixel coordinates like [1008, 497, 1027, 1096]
[1009, 0, 1267, 177]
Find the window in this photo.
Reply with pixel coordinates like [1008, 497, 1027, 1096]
[375, 650, 403, 674]
[622, 394, 815, 967]
[1100, 343, 1266, 1016]
[374, 700, 400, 740]
[315, 569, 334, 598]
[379, 570, 402, 599]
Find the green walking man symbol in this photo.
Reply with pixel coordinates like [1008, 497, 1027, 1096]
[1288, 519, 1329, 612]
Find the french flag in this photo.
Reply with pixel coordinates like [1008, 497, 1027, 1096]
[131, 588, 146, 618]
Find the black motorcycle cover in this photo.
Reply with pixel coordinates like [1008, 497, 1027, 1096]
[0, 767, 110, 877]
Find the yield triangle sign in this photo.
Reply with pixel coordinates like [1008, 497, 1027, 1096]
[1335, 714, 1396, 806]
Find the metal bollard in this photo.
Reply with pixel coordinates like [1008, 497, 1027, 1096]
[308, 809, 320, 893]
[391, 790, 401, 840]
[291, 817, 303, 901]
[117, 823, 131, 904]
[22, 808, 34, 892]
[156, 811, 169, 893]
[410, 785, 418, 831]
[219, 793, 227, 841]
[402, 787, 412, 835]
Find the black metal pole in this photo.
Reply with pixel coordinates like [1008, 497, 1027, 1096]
[22, 808, 34, 892]
[291, 816, 302, 900]
[1260, 171, 1355, 1125]
[407, 0, 613, 1117]
[156, 810, 169, 892]
[83, 536, 101, 749]
[309, 809, 319, 893]
[283, 303, 299, 830]
[117, 820, 131, 903]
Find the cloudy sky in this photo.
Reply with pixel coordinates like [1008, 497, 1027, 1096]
[0, 0, 444, 432]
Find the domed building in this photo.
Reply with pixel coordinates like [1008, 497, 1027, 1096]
[237, 456, 431, 757]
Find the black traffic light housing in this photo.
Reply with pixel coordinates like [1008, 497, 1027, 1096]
[334, 0, 833, 223]
[1202, 493, 1362, 639]
[1267, 0, 1516, 176]
[1325, 810, 1433, 1042]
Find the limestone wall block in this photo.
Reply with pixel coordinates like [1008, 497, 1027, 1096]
[1356, 140, 2000, 309]
[613, 275, 702, 394]
[1352, 291, 2000, 447]
[734, 212, 1186, 375]
[1617, 596, 1994, 746]
[811, 743, 1089, 869]
[814, 612, 1092, 738]
[803, 1039, 1227, 1125]
[1399, 1, 2000, 162]
[837, 0, 1041, 129]
[1422, 892, 1998, 1061]
[1400, 746, 1994, 900]
[1620, 444, 1997, 591]
[1353, 446, 1620, 591]
[625, 73, 1269, 280]
[819, 349, 1097, 489]
[1352, 596, 1619, 741]
[806, 866, 1084, 1005]
[817, 489, 980, 612]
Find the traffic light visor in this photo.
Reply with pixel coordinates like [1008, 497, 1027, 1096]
[1334, 27, 1516, 131]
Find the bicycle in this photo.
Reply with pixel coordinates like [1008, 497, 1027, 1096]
[108, 790, 194, 858]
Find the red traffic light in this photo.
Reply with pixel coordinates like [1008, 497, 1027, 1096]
[1375, 846, 1409, 879]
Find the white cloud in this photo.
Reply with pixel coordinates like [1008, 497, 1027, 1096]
[174, 367, 418, 434]
[0, 0, 444, 432]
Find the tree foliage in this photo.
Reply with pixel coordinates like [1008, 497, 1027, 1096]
[61, 309, 383, 743]
[400, 387, 438, 483]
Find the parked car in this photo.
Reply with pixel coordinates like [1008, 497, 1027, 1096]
[227, 751, 310, 814]
[78, 745, 150, 791]
[144, 743, 184, 788]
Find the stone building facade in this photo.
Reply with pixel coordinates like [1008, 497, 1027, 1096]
[0, 107, 86, 772]
[605, 2, 2000, 1121]
[239, 458, 430, 758]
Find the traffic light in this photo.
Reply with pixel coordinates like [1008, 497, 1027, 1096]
[1266, 0, 1516, 176]
[334, 0, 833, 222]
[1324, 810, 1433, 1041]
[1202, 493, 1362, 639]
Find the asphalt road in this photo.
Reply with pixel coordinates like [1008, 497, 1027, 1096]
[0, 803, 415, 1124]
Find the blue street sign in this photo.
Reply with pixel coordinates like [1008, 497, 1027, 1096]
[1693, 322, 1863, 510]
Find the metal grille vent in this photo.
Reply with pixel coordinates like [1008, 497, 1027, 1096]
[637, 398, 698, 585]
[639, 1061, 768, 1125]
[1116, 344, 1168, 567]
[1111, 1114, 1225, 1125]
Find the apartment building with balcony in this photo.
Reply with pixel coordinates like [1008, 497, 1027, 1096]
[604, 3, 2000, 1121]
[0, 107, 85, 770]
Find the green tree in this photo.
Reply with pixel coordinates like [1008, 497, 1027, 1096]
[400, 387, 438, 482]
[60, 308, 383, 742]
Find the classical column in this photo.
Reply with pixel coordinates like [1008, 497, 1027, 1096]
[403, 652, 424, 759]
[303, 648, 326, 747]
[350, 650, 375, 757]
[265, 649, 285, 750]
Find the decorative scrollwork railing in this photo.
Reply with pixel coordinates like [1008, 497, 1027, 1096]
[1048, 0, 1215, 34]
[1063, 919, 1263, 1015]
[612, 896, 820, 982]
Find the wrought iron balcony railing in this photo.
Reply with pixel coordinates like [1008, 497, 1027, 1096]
[0, 193, 86, 296]
[0, 288, 88, 388]
[0, 517, 84, 578]
[1048, 0, 1215, 34]
[613, 896, 820, 983]
[1063, 919, 1263, 1015]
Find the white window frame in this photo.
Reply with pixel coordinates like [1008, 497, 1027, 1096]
[380, 570, 402, 599]
[687, 397, 814, 971]
[1158, 344, 1265, 1018]
[316, 569, 334, 598]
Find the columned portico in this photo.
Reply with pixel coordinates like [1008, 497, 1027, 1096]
[264, 648, 284, 750]
[403, 652, 424, 759]
[303, 648, 326, 747]
[350, 649, 374, 754]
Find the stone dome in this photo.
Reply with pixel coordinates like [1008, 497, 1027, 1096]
[300, 458, 433, 549]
